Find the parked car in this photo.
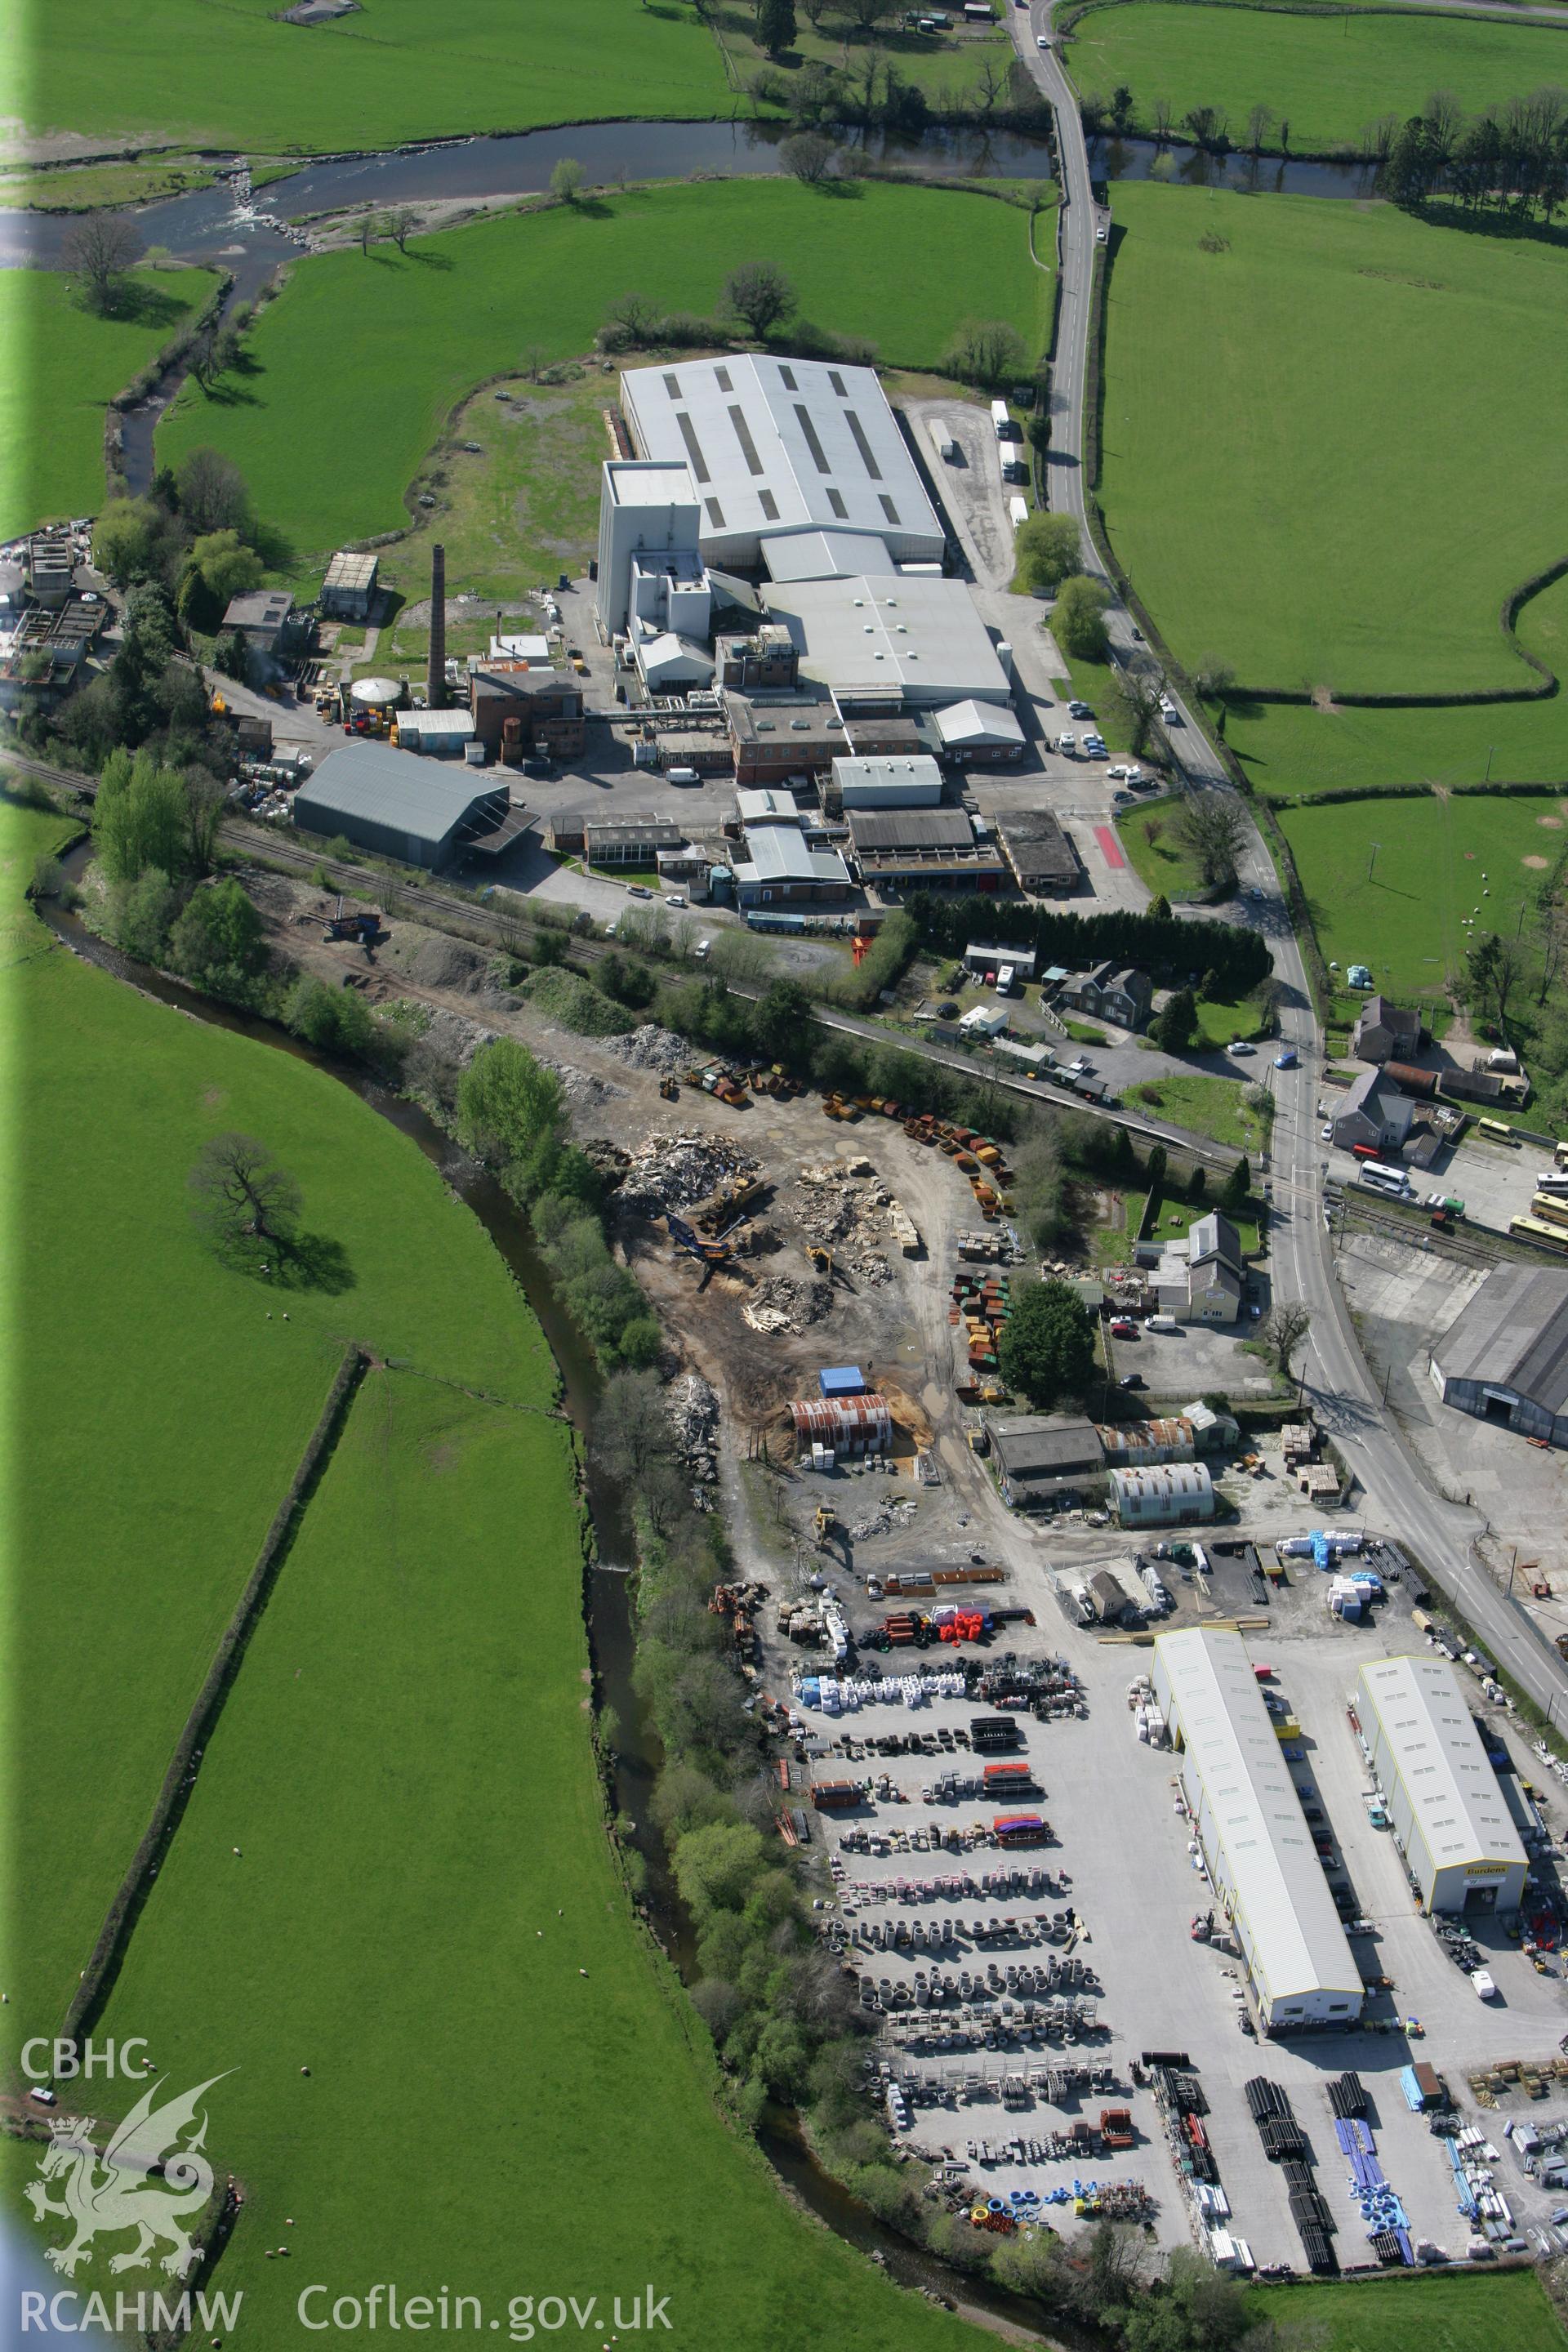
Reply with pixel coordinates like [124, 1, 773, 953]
[1226, 1040, 1254, 1058]
[665, 891, 687, 907]
[693, 939, 711, 960]
[1321, 1124, 1334, 1143]
[1096, 224, 1108, 244]
[1067, 700, 1094, 719]
[1107, 764, 1133, 782]
[627, 884, 653, 899]
[1120, 1372, 1144, 1389]
[1110, 1319, 1138, 1339]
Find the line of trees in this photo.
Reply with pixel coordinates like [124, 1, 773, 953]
[1379, 87, 1568, 222]
[907, 892, 1272, 996]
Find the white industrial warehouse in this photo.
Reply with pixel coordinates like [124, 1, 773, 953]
[1152, 1629, 1364, 2030]
[1356, 1655, 1528, 1915]
[618, 354, 945, 573]
[760, 575, 1012, 708]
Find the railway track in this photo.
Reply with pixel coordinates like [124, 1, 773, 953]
[9, 745, 1250, 1173]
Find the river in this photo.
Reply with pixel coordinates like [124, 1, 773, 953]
[36, 860, 1062, 2341]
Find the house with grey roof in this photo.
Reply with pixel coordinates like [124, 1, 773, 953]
[1352, 994, 1420, 1065]
[1150, 1209, 1245, 1325]
[1330, 1067, 1415, 1156]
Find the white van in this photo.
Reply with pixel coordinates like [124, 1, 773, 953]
[666, 766, 699, 786]
[931, 417, 960, 462]
[1147, 1315, 1182, 1334]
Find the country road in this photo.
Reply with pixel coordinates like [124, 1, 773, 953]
[1013, 2, 1568, 1722]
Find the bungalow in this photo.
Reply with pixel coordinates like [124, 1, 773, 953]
[1056, 961, 1152, 1031]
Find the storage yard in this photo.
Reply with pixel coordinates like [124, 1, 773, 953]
[757, 1558, 1568, 2278]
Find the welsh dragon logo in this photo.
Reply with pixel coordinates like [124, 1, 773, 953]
[24, 2074, 229, 2279]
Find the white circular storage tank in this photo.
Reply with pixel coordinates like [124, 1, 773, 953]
[350, 675, 402, 708]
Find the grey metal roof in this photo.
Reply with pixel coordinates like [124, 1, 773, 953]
[1187, 1212, 1242, 1272]
[846, 808, 975, 853]
[323, 550, 377, 590]
[986, 1415, 1103, 1476]
[762, 529, 900, 582]
[933, 697, 1025, 746]
[294, 743, 496, 845]
[761, 576, 1011, 703]
[997, 809, 1080, 883]
[1434, 1263, 1568, 1413]
[738, 825, 850, 887]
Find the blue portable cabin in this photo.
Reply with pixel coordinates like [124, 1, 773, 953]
[819, 1366, 866, 1398]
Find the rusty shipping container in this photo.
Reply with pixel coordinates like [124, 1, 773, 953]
[790, 1393, 894, 1454]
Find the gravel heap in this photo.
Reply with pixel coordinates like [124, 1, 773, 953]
[602, 1023, 688, 1076]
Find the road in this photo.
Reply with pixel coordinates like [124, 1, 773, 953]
[1013, 2, 1568, 1722]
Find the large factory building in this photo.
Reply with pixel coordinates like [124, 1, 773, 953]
[1152, 1629, 1363, 2031]
[1357, 1655, 1528, 1914]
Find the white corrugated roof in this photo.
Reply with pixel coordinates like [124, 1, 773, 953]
[622, 354, 942, 555]
[1358, 1655, 1527, 1872]
[1154, 1629, 1361, 2008]
[760, 577, 1010, 704]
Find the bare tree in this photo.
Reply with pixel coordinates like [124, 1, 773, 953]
[840, 0, 893, 29]
[800, 0, 831, 24]
[594, 1370, 675, 1488]
[1263, 1303, 1312, 1379]
[355, 212, 375, 254]
[777, 130, 842, 185]
[603, 289, 663, 346]
[1152, 95, 1174, 143]
[1173, 790, 1246, 890]
[1423, 87, 1463, 163]
[176, 445, 252, 537]
[62, 213, 143, 314]
[969, 57, 1012, 118]
[1105, 664, 1167, 758]
[1194, 654, 1236, 702]
[1245, 102, 1275, 154]
[189, 1134, 302, 1259]
[389, 207, 416, 252]
[724, 259, 798, 339]
[519, 345, 547, 381]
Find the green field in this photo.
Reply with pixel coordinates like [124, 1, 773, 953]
[20, 0, 731, 154]
[380, 370, 612, 609]
[1227, 570, 1568, 796]
[1097, 184, 1568, 704]
[0, 266, 217, 539]
[1276, 786, 1568, 1013]
[718, 0, 1013, 104]
[160, 179, 1049, 581]
[1249, 2267, 1568, 2352]
[1066, 0, 1568, 154]
[1124, 1067, 1270, 1148]
[1116, 795, 1209, 898]
[2, 804, 561, 2032]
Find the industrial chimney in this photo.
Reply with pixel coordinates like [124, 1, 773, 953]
[427, 542, 446, 709]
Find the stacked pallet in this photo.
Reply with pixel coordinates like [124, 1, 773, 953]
[952, 1267, 1012, 1370]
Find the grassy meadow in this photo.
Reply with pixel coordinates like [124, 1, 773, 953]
[1248, 2268, 1568, 2352]
[1065, 1, 1568, 154]
[1227, 571, 1568, 797]
[1, 799, 559, 2035]
[717, 0, 1013, 105]
[0, 267, 218, 540]
[161, 178, 1050, 581]
[1097, 185, 1568, 701]
[1123, 1067, 1270, 1148]
[1274, 786, 1568, 1013]
[19, 0, 731, 154]
[1116, 795, 1209, 898]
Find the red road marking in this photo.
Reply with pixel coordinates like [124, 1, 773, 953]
[1094, 826, 1125, 868]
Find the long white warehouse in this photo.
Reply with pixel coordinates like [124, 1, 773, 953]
[621, 355, 945, 574]
[1152, 1629, 1363, 2031]
[1356, 1655, 1528, 1916]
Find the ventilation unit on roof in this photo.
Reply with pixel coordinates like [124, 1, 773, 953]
[791, 719, 810, 730]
